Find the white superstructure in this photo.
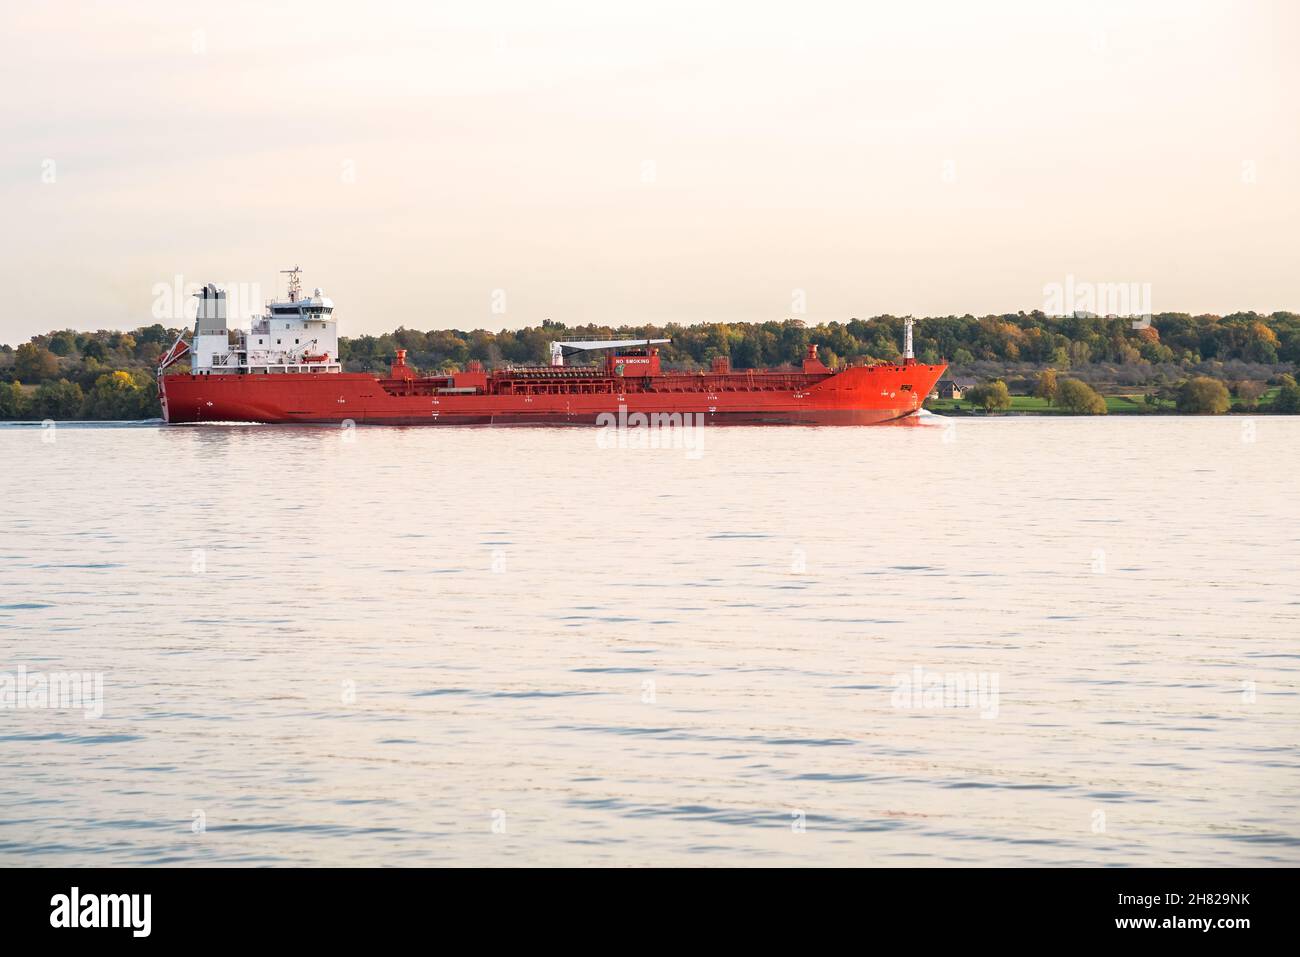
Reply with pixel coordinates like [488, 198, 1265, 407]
[190, 267, 341, 375]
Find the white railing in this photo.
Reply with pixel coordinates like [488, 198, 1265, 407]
[199, 355, 342, 373]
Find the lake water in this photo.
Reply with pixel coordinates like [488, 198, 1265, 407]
[1, 415, 1297, 866]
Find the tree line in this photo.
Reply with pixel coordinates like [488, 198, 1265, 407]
[1, 311, 1297, 419]
[340, 311, 1300, 373]
[961, 369, 1300, 414]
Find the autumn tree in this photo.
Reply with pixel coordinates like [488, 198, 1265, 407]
[82, 371, 151, 419]
[1176, 377, 1230, 414]
[14, 343, 58, 382]
[1057, 379, 1107, 414]
[1034, 368, 1059, 405]
[966, 379, 1011, 412]
[1234, 381, 1267, 409]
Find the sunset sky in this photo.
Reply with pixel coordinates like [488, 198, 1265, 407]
[1, 0, 1296, 341]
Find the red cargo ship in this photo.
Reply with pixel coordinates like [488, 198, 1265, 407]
[158, 269, 946, 426]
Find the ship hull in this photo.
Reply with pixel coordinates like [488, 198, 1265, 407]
[159, 362, 947, 426]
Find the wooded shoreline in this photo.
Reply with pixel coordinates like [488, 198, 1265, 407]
[3, 312, 1297, 420]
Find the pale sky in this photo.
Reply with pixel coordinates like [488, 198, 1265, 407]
[1, 0, 1296, 341]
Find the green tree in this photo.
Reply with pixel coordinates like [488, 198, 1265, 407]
[48, 332, 77, 356]
[1057, 378, 1108, 414]
[32, 379, 84, 419]
[82, 370, 149, 419]
[731, 337, 760, 369]
[1034, 368, 1059, 405]
[1272, 374, 1300, 413]
[1176, 377, 1230, 414]
[0, 381, 30, 418]
[966, 379, 1011, 412]
[14, 343, 59, 382]
[138, 323, 169, 344]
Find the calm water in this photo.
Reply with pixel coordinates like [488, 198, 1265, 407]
[1, 415, 1297, 866]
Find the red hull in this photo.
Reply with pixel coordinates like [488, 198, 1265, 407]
[160, 362, 947, 426]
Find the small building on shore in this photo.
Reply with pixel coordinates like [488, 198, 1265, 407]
[935, 377, 977, 399]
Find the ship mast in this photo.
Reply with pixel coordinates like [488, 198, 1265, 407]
[280, 265, 303, 302]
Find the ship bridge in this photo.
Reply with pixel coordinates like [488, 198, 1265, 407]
[184, 266, 342, 375]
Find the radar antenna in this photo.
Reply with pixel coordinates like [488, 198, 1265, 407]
[280, 266, 303, 302]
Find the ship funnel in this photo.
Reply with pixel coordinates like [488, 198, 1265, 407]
[193, 283, 227, 334]
[802, 343, 829, 374]
[390, 349, 414, 379]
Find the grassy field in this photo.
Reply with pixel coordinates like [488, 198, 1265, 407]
[927, 389, 1286, 415]
[926, 394, 1176, 414]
